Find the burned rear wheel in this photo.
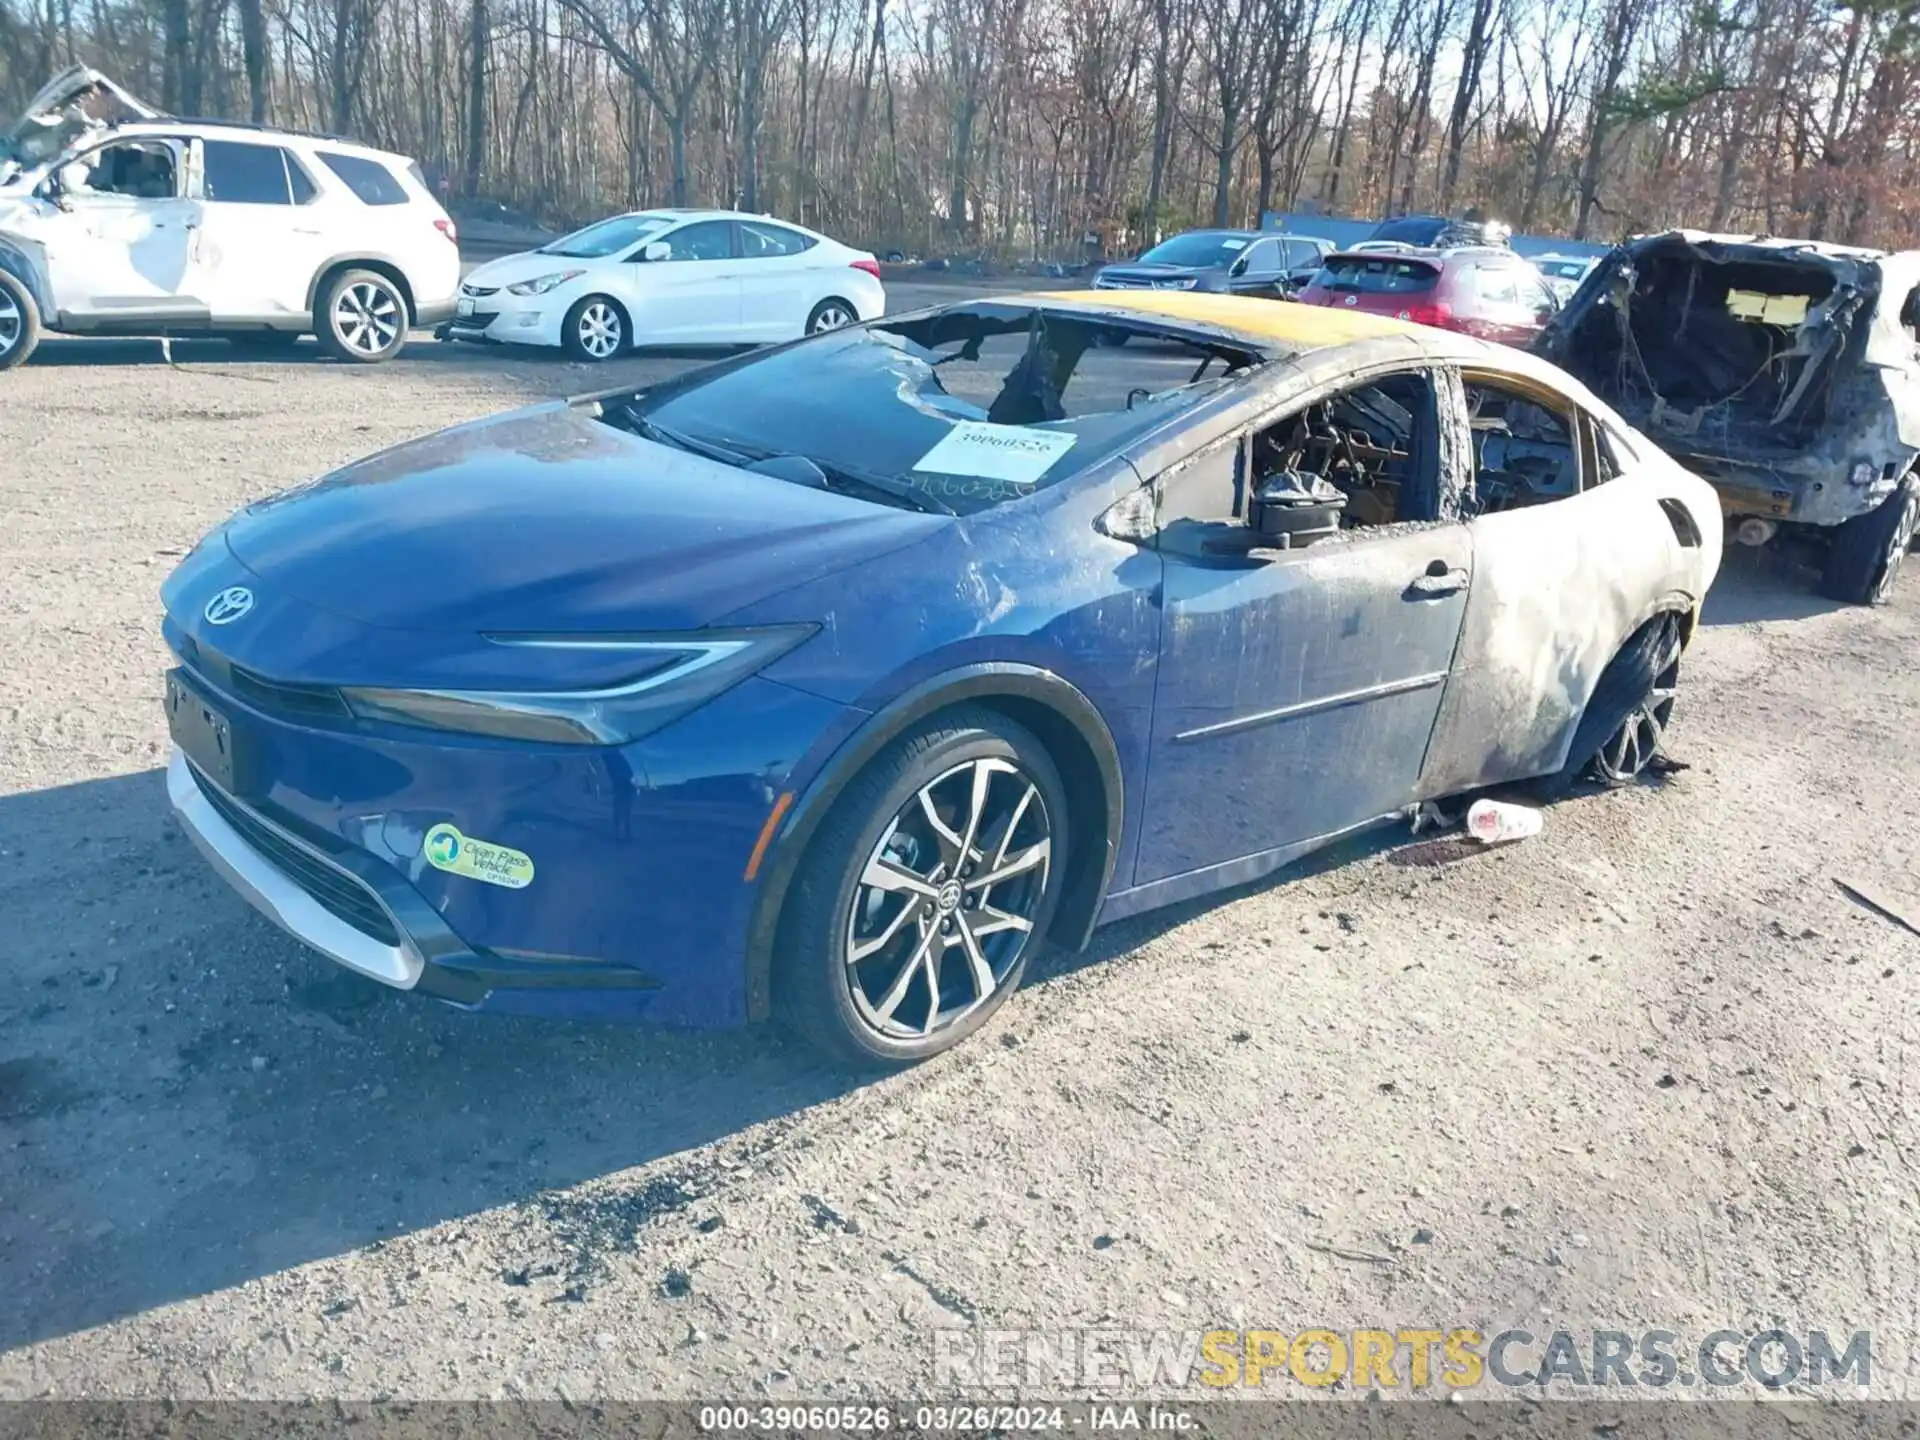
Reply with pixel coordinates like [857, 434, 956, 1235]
[777, 709, 1067, 1066]
[1820, 476, 1919, 605]
[1589, 657, 1679, 785]
[1542, 614, 1685, 794]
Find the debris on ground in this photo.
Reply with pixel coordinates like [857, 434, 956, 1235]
[1834, 877, 1920, 938]
[1466, 799, 1544, 845]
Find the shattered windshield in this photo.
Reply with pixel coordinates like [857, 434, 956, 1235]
[608, 308, 1261, 515]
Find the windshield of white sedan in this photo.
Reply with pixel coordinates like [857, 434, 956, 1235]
[608, 309, 1262, 514]
[540, 213, 672, 258]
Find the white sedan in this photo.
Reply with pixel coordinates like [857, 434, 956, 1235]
[443, 208, 886, 360]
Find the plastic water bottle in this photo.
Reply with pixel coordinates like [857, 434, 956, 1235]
[1466, 798, 1544, 845]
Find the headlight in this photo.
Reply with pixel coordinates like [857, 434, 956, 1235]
[340, 626, 816, 745]
[506, 269, 586, 296]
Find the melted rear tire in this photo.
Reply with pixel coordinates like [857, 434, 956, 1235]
[1537, 614, 1683, 797]
[1819, 477, 1919, 605]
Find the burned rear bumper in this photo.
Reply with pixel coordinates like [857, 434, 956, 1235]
[1668, 444, 1913, 529]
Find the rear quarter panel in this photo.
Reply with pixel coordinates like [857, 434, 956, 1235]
[1419, 444, 1721, 796]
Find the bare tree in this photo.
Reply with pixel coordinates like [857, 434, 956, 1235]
[6, 0, 1920, 263]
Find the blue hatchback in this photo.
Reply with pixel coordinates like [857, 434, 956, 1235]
[162, 292, 1720, 1063]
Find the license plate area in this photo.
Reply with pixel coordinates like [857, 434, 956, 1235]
[166, 668, 245, 794]
[456, 297, 475, 317]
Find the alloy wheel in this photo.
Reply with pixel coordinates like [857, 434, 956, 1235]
[1871, 488, 1919, 603]
[843, 757, 1052, 1040]
[1591, 661, 1679, 785]
[332, 281, 402, 357]
[810, 302, 856, 333]
[0, 287, 19, 357]
[577, 302, 623, 358]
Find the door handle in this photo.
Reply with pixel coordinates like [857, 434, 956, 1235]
[1408, 562, 1469, 598]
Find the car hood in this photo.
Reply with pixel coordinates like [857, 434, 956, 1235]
[1098, 263, 1216, 282]
[463, 250, 602, 288]
[2, 65, 158, 174]
[216, 402, 947, 634]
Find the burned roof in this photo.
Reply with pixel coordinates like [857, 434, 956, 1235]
[1029, 288, 1431, 351]
[1624, 229, 1905, 264]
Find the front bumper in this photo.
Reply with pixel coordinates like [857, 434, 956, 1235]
[439, 292, 564, 347]
[168, 747, 667, 1011]
[168, 746, 425, 989]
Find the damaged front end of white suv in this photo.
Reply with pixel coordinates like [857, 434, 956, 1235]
[0, 65, 157, 189]
[0, 66, 161, 371]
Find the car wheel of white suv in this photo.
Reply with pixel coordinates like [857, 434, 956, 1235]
[318, 268, 409, 364]
[0, 269, 42, 372]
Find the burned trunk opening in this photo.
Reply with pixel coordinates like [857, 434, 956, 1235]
[1557, 241, 1872, 453]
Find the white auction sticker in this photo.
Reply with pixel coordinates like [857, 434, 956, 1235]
[912, 423, 1078, 485]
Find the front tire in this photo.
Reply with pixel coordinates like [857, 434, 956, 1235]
[1819, 476, 1919, 605]
[776, 709, 1068, 1067]
[0, 268, 43, 372]
[563, 295, 626, 361]
[316, 268, 408, 363]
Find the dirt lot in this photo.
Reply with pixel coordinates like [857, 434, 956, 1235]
[2, 285, 1917, 1403]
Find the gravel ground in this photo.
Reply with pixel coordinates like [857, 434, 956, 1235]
[1, 288, 1917, 1403]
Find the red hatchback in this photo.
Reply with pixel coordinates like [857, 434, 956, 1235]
[1295, 247, 1559, 347]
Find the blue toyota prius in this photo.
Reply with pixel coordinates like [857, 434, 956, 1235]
[161, 291, 1721, 1064]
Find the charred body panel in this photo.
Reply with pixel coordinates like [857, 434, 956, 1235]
[1539, 231, 1920, 530]
[160, 291, 1719, 1047]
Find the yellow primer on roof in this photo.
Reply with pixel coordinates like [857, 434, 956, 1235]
[1036, 288, 1427, 347]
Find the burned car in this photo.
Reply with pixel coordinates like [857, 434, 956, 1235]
[1539, 231, 1920, 603]
[160, 292, 1719, 1065]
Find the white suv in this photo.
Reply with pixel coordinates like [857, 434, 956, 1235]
[0, 67, 460, 369]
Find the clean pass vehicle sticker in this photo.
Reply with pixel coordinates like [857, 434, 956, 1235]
[913, 422, 1077, 485]
[424, 824, 534, 889]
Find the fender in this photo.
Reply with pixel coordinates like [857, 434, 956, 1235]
[0, 232, 55, 319]
[742, 662, 1125, 1021]
[303, 251, 415, 312]
[1539, 587, 1698, 775]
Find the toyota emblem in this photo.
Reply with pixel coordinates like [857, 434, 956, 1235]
[1344, 295, 1358, 306]
[204, 586, 254, 625]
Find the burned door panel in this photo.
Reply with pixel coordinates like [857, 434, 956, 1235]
[1138, 527, 1471, 883]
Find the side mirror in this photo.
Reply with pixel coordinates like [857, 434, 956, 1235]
[1229, 256, 1249, 277]
[58, 161, 90, 195]
[641, 240, 670, 262]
